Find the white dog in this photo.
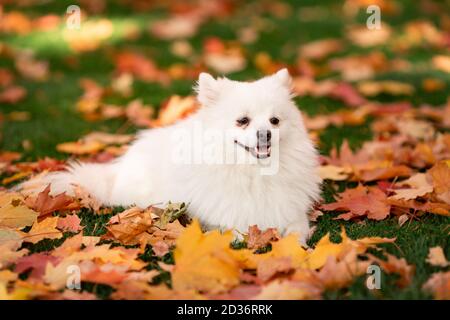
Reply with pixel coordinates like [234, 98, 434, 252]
[28, 69, 321, 245]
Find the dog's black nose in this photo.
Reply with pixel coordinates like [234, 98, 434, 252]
[257, 130, 271, 143]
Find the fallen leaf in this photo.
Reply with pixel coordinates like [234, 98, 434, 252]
[23, 217, 63, 244]
[390, 173, 433, 200]
[0, 192, 38, 229]
[426, 247, 449, 267]
[257, 257, 292, 282]
[151, 15, 202, 40]
[26, 185, 75, 216]
[0, 86, 27, 104]
[423, 271, 450, 299]
[387, 198, 450, 217]
[63, 19, 113, 52]
[318, 165, 352, 181]
[15, 253, 60, 279]
[56, 141, 105, 155]
[0, 241, 28, 268]
[152, 241, 170, 257]
[151, 96, 199, 127]
[432, 55, 450, 73]
[105, 208, 153, 246]
[427, 161, 450, 204]
[246, 225, 280, 250]
[369, 253, 414, 287]
[357, 80, 414, 96]
[321, 184, 391, 220]
[299, 38, 343, 60]
[115, 52, 169, 84]
[347, 23, 391, 47]
[82, 132, 133, 145]
[57, 214, 83, 233]
[125, 99, 154, 127]
[172, 220, 241, 294]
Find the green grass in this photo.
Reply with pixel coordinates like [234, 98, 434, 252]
[1, 0, 449, 299]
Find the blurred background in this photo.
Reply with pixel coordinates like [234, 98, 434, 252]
[0, 0, 449, 162]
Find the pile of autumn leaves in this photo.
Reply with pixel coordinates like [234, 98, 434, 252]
[0, 133, 449, 300]
[0, 192, 411, 300]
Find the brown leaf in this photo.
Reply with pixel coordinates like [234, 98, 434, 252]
[369, 253, 414, 288]
[152, 241, 170, 257]
[0, 192, 38, 229]
[357, 80, 414, 96]
[151, 95, 199, 127]
[426, 247, 449, 267]
[73, 185, 102, 212]
[257, 257, 292, 282]
[321, 184, 391, 220]
[0, 241, 28, 268]
[105, 208, 153, 246]
[423, 271, 450, 299]
[299, 38, 344, 60]
[314, 249, 371, 290]
[114, 52, 169, 84]
[427, 161, 450, 204]
[23, 217, 63, 244]
[387, 198, 450, 217]
[26, 185, 75, 216]
[390, 173, 433, 201]
[358, 165, 413, 182]
[56, 141, 105, 155]
[125, 99, 154, 127]
[247, 225, 280, 250]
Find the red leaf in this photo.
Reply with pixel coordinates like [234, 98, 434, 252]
[15, 253, 60, 279]
[57, 214, 83, 233]
[27, 185, 76, 216]
[321, 184, 391, 220]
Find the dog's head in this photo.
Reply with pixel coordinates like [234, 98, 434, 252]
[194, 69, 308, 165]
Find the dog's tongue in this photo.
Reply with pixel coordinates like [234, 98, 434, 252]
[255, 145, 270, 156]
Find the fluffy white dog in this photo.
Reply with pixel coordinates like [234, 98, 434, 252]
[28, 69, 321, 245]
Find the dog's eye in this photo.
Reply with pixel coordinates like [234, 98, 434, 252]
[270, 117, 280, 125]
[236, 116, 250, 126]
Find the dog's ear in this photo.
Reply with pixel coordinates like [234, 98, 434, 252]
[274, 68, 292, 88]
[196, 72, 219, 106]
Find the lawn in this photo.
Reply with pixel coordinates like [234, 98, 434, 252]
[0, 0, 449, 300]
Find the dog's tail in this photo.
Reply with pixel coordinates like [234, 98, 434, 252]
[19, 161, 116, 204]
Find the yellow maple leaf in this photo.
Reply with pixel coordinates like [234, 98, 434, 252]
[302, 233, 344, 270]
[0, 282, 30, 300]
[233, 233, 309, 270]
[22, 217, 63, 244]
[0, 192, 38, 229]
[172, 220, 241, 294]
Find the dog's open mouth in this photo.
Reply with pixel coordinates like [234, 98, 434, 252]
[234, 140, 271, 159]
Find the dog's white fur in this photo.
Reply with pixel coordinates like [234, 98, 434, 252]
[26, 69, 321, 244]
